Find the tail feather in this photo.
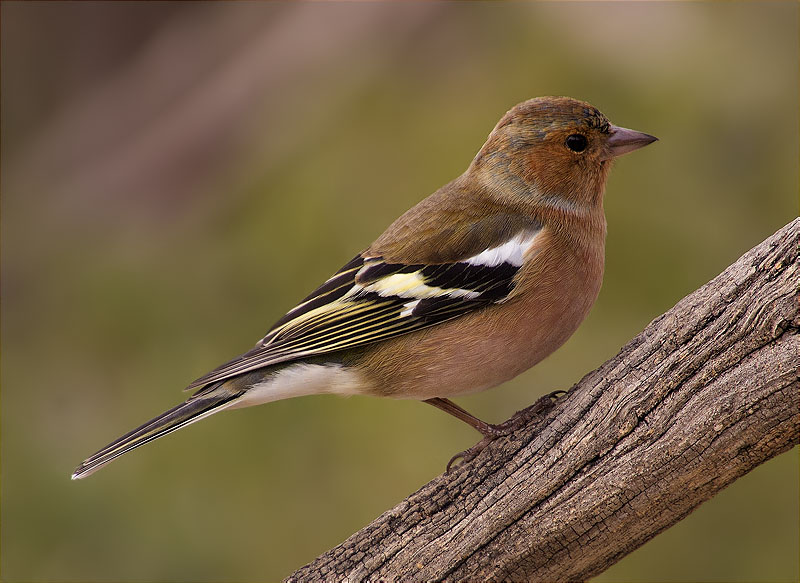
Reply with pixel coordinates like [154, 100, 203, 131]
[72, 389, 240, 480]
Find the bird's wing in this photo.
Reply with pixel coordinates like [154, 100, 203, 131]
[185, 228, 542, 391]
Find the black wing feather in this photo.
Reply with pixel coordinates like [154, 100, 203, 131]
[185, 240, 532, 390]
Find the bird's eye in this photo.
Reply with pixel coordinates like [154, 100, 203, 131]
[565, 134, 588, 153]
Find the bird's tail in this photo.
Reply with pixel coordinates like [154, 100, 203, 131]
[72, 385, 241, 480]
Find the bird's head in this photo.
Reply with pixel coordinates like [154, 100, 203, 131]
[470, 97, 657, 213]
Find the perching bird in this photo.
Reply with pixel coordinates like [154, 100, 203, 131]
[72, 96, 657, 479]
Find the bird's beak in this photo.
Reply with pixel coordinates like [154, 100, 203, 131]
[606, 125, 658, 158]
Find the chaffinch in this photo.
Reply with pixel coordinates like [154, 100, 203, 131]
[72, 96, 656, 479]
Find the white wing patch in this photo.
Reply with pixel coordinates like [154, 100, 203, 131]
[352, 271, 481, 300]
[351, 229, 539, 305]
[400, 299, 420, 317]
[465, 231, 539, 267]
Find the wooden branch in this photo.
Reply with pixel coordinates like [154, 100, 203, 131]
[288, 219, 800, 582]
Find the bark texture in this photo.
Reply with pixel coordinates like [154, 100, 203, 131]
[288, 219, 800, 582]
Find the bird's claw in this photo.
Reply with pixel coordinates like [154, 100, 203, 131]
[445, 390, 568, 472]
[486, 390, 564, 435]
[446, 436, 494, 472]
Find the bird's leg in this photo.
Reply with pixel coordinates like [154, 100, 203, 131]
[424, 391, 566, 471]
[423, 397, 501, 436]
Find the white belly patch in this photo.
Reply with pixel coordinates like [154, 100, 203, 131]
[227, 363, 367, 410]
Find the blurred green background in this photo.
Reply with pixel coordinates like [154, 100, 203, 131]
[2, 2, 798, 582]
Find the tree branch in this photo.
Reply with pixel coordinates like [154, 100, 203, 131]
[288, 219, 800, 582]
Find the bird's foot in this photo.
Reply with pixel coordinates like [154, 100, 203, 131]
[446, 390, 565, 472]
[482, 390, 565, 437]
[446, 435, 494, 472]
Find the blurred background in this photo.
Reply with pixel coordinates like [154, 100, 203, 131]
[2, 2, 798, 581]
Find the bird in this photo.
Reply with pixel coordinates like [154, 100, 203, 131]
[72, 96, 657, 480]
